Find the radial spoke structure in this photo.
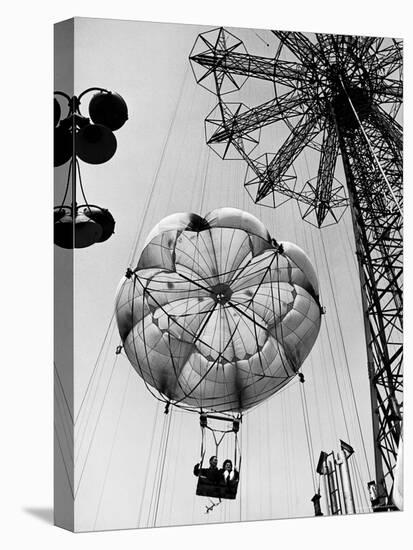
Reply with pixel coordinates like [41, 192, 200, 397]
[190, 27, 403, 510]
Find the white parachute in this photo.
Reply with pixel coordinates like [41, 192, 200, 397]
[115, 207, 322, 413]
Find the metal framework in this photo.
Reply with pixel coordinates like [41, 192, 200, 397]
[190, 28, 403, 509]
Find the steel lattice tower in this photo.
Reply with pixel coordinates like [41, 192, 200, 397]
[190, 28, 403, 510]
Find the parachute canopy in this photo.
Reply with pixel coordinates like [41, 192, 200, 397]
[115, 208, 321, 413]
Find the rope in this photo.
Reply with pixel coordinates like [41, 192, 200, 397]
[283, 392, 292, 516]
[127, 65, 190, 266]
[349, 458, 363, 513]
[74, 312, 116, 425]
[305, 216, 338, 443]
[323, 307, 351, 442]
[54, 362, 73, 424]
[303, 206, 372, 507]
[93, 368, 131, 529]
[54, 390, 73, 459]
[146, 412, 168, 526]
[54, 382, 74, 483]
[74, 355, 119, 498]
[167, 409, 183, 522]
[320, 232, 372, 481]
[199, 426, 206, 468]
[339, 76, 402, 217]
[152, 409, 173, 526]
[72, 62, 191, 531]
[54, 423, 74, 499]
[353, 455, 371, 512]
[253, 30, 270, 48]
[299, 382, 317, 493]
[75, 322, 118, 464]
[199, 146, 211, 213]
[300, 179, 368, 481]
[136, 401, 160, 527]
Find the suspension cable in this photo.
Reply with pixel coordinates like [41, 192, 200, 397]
[152, 409, 173, 527]
[127, 65, 190, 266]
[93, 369, 132, 528]
[353, 455, 371, 512]
[54, 423, 74, 499]
[146, 411, 168, 526]
[339, 76, 402, 217]
[320, 232, 372, 481]
[54, 362, 73, 424]
[299, 381, 317, 493]
[136, 401, 160, 527]
[349, 457, 363, 513]
[74, 312, 116, 425]
[75, 325, 118, 463]
[74, 354, 119, 498]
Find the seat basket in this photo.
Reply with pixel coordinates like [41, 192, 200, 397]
[196, 477, 239, 500]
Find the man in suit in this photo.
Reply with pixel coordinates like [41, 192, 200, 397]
[193, 455, 220, 483]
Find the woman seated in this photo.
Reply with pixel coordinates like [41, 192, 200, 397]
[219, 459, 239, 498]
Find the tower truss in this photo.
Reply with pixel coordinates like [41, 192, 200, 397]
[190, 28, 403, 509]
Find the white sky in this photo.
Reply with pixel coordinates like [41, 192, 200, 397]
[54, 17, 377, 531]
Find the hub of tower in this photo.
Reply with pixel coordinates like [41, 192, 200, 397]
[331, 85, 372, 130]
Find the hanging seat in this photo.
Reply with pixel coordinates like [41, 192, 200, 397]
[194, 414, 241, 500]
[196, 476, 239, 500]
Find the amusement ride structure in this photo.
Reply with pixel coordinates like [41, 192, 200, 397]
[55, 25, 404, 531]
[189, 28, 403, 510]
